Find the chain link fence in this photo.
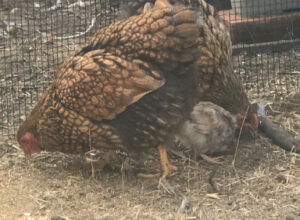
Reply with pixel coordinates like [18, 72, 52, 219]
[0, 0, 299, 137]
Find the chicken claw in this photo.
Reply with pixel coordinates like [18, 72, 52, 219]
[138, 145, 177, 178]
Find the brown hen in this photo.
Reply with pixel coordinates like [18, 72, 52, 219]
[116, 0, 258, 166]
[17, 0, 201, 181]
[17, 0, 258, 182]
[119, 0, 258, 132]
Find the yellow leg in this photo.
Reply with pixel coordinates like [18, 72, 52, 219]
[137, 145, 177, 193]
[158, 145, 177, 180]
[137, 145, 177, 180]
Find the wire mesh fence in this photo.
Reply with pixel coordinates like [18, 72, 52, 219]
[0, 0, 121, 137]
[224, 0, 300, 99]
[0, 0, 299, 138]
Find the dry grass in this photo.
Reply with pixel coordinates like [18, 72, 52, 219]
[0, 93, 299, 220]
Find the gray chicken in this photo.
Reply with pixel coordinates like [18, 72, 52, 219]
[176, 101, 237, 163]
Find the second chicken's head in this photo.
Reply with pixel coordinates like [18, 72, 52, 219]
[237, 103, 259, 135]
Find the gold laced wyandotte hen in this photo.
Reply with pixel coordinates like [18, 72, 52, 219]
[119, 0, 259, 163]
[17, 0, 258, 182]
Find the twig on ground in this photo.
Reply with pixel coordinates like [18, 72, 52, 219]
[68, 0, 88, 8]
[45, 0, 62, 12]
[232, 105, 249, 172]
[53, 17, 96, 40]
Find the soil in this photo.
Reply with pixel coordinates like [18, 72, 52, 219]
[0, 92, 299, 220]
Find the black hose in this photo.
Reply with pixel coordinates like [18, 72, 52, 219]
[258, 116, 300, 153]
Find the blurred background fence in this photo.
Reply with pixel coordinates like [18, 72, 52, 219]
[0, 0, 299, 137]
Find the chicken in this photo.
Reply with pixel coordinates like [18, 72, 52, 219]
[17, 0, 258, 183]
[117, 0, 258, 162]
[176, 101, 237, 163]
[17, 0, 202, 181]
[118, 0, 259, 132]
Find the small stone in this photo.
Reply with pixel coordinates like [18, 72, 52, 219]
[178, 198, 190, 213]
[286, 215, 295, 220]
[91, 213, 110, 220]
[51, 216, 66, 220]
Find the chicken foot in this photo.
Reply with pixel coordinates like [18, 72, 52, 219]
[158, 145, 178, 180]
[138, 145, 177, 178]
[137, 145, 177, 194]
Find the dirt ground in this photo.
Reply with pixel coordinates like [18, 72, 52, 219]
[0, 92, 299, 220]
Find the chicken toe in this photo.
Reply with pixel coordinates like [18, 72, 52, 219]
[137, 145, 177, 183]
[200, 154, 223, 164]
[158, 178, 176, 195]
